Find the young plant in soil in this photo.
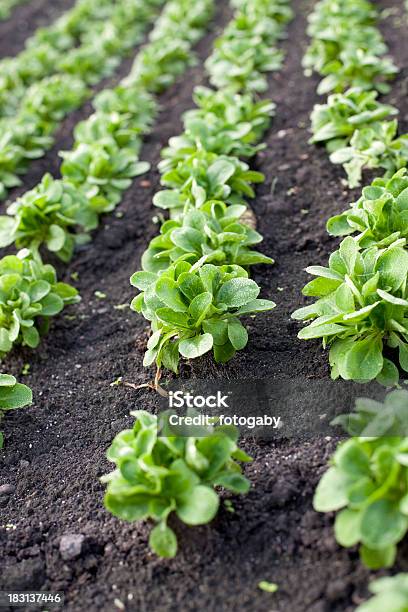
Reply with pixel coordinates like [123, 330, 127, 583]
[131, 261, 275, 372]
[0, 250, 79, 357]
[102, 410, 252, 558]
[356, 574, 408, 611]
[292, 236, 408, 385]
[327, 169, 408, 247]
[314, 390, 408, 569]
[0, 373, 32, 449]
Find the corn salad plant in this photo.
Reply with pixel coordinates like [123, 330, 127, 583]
[304, 0, 407, 188]
[356, 574, 408, 612]
[0, 0, 165, 199]
[0, 250, 79, 359]
[292, 235, 408, 385]
[0, 373, 32, 449]
[314, 390, 408, 570]
[131, 0, 293, 373]
[102, 410, 252, 558]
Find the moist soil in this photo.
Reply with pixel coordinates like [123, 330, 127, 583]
[1, 1, 408, 611]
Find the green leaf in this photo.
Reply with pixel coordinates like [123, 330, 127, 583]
[149, 523, 177, 558]
[228, 320, 248, 350]
[179, 334, 213, 359]
[176, 485, 219, 525]
[343, 336, 384, 381]
[313, 467, 349, 512]
[213, 472, 250, 494]
[155, 278, 187, 312]
[360, 544, 396, 569]
[360, 499, 408, 549]
[334, 508, 361, 547]
[47, 225, 66, 252]
[216, 278, 259, 307]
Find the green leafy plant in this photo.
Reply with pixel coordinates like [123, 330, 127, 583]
[356, 574, 408, 611]
[327, 169, 408, 246]
[317, 48, 397, 96]
[140, 201, 273, 273]
[292, 236, 408, 384]
[161, 86, 275, 159]
[154, 153, 264, 214]
[131, 261, 275, 372]
[314, 389, 408, 569]
[310, 88, 397, 152]
[0, 174, 97, 262]
[329, 121, 408, 188]
[60, 143, 150, 214]
[205, 0, 291, 93]
[102, 409, 252, 558]
[0, 249, 80, 358]
[0, 373, 32, 449]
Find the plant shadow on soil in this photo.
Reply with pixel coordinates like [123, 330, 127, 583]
[1, 0, 408, 611]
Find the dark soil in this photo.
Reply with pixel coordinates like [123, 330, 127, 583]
[1, 1, 408, 611]
[0, 0, 77, 60]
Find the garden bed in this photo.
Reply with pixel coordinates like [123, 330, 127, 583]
[1, 0, 408, 610]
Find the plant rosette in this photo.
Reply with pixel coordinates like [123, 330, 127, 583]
[292, 236, 408, 385]
[131, 260, 275, 372]
[0, 249, 80, 358]
[314, 390, 408, 570]
[102, 409, 252, 558]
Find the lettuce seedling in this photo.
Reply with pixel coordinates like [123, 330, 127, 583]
[314, 390, 408, 569]
[0, 373, 32, 449]
[161, 86, 275, 160]
[329, 120, 408, 188]
[154, 152, 264, 214]
[60, 142, 150, 213]
[102, 409, 252, 557]
[131, 260, 275, 372]
[0, 249, 80, 357]
[310, 88, 397, 151]
[0, 174, 97, 262]
[141, 201, 273, 273]
[356, 574, 408, 611]
[327, 169, 408, 246]
[292, 237, 408, 384]
[317, 47, 397, 96]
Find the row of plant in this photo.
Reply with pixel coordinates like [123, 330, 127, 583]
[0, 0, 28, 20]
[298, 2, 408, 608]
[304, 0, 407, 188]
[129, 0, 293, 374]
[314, 389, 408, 610]
[0, 0, 218, 368]
[101, 0, 293, 559]
[0, 0, 168, 200]
[293, 0, 408, 386]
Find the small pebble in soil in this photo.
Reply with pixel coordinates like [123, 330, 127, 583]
[59, 534, 85, 560]
[0, 483, 15, 497]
